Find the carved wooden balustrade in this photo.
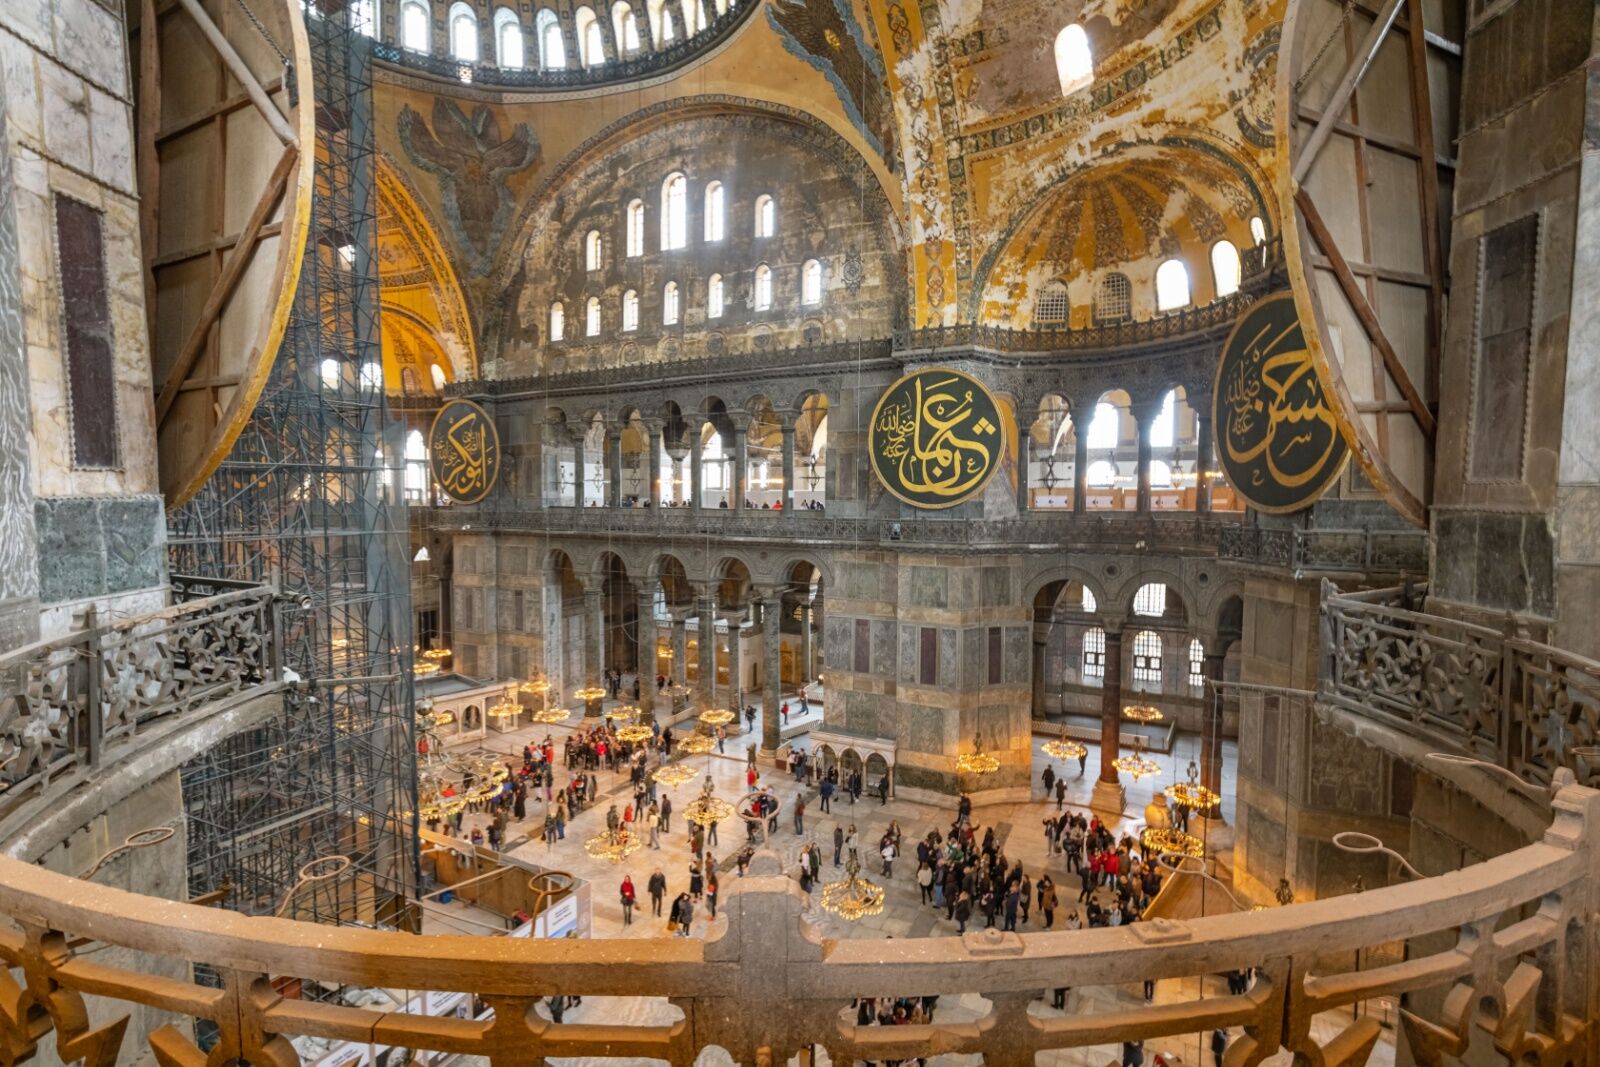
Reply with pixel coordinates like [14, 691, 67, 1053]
[1323, 583, 1600, 787]
[0, 782, 1594, 1066]
[0, 581, 278, 807]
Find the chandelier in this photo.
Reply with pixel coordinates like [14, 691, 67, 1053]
[605, 704, 641, 722]
[1169, 762, 1221, 810]
[422, 643, 452, 662]
[697, 708, 735, 727]
[1113, 737, 1160, 782]
[413, 660, 440, 678]
[955, 739, 999, 776]
[530, 705, 572, 725]
[573, 685, 607, 703]
[676, 733, 716, 756]
[431, 709, 455, 726]
[584, 827, 642, 862]
[652, 762, 696, 788]
[518, 677, 551, 696]
[683, 777, 734, 828]
[1141, 826, 1204, 859]
[616, 723, 654, 744]
[1041, 739, 1088, 762]
[819, 852, 886, 921]
[1121, 703, 1164, 723]
[488, 699, 522, 721]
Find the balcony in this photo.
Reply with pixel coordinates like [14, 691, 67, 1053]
[1219, 525, 1430, 577]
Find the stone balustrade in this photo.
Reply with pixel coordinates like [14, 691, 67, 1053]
[0, 580, 279, 803]
[1219, 526, 1430, 576]
[0, 781, 1593, 1065]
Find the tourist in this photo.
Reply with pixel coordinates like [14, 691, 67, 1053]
[953, 891, 973, 933]
[916, 861, 934, 904]
[877, 775, 889, 804]
[845, 825, 858, 865]
[819, 776, 834, 812]
[670, 892, 693, 936]
[1078, 748, 1088, 777]
[793, 794, 805, 834]
[833, 824, 844, 866]
[660, 793, 673, 834]
[880, 836, 896, 878]
[619, 874, 636, 926]
[648, 868, 667, 916]
[647, 802, 661, 849]
[1211, 1028, 1228, 1067]
[689, 859, 703, 901]
[1122, 1039, 1145, 1067]
[1039, 875, 1057, 928]
[1055, 778, 1067, 810]
[706, 873, 719, 918]
[1042, 763, 1055, 799]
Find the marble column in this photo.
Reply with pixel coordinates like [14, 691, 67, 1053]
[811, 595, 824, 678]
[799, 605, 813, 685]
[1195, 409, 1214, 514]
[1072, 422, 1089, 514]
[1092, 627, 1126, 813]
[606, 426, 622, 507]
[697, 595, 716, 707]
[690, 430, 704, 512]
[781, 423, 796, 511]
[647, 422, 664, 509]
[1016, 432, 1031, 513]
[583, 589, 604, 716]
[572, 432, 587, 508]
[1030, 618, 1050, 717]
[763, 598, 782, 753]
[671, 617, 688, 689]
[1200, 650, 1227, 818]
[638, 592, 658, 715]
[727, 610, 743, 712]
[1135, 410, 1154, 514]
[731, 418, 748, 511]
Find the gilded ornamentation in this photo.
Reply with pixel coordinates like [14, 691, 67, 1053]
[428, 400, 502, 505]
[869, 368, 1004, 509]
[767, 0, 899, 166]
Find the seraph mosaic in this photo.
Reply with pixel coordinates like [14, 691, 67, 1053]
[397, 99, 541, 276]
[768, 0, 898, 168]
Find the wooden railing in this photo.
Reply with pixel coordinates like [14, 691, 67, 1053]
[0, 781, 1593, 1064]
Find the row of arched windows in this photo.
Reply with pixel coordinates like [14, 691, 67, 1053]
[551, 260, 823, 340]
[1082, 630, 1204, 690]
[390, 0, 734, 70]
[1035, 224, 1269, 325]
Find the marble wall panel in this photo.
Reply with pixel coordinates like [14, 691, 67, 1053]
[907, 565, 947, 608]
[1003, 625, 1028, 685]
[0, 69, 39, 643]
[938, 627, 958, 686]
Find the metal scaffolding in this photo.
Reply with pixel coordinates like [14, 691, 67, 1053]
[167, 9, 420, 929]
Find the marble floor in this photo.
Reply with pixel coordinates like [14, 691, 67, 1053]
[421, 696, 1392, 1067]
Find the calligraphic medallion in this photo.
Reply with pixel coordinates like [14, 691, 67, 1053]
[1213, 291, 1348, 514]
[869, 367, 1005, 509]
[428, 399, 501, 504]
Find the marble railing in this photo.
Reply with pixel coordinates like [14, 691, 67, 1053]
[0, 580, 278, 802]
[0, 782, 1594, 1065]
[1219, 525, 1430, 575]
[430, 504, 1229, 552]
[1323, 582, 1600, 788]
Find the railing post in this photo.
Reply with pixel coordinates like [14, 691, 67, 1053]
[1499, 612, 1518, 769]
[83, 606, 102, 768]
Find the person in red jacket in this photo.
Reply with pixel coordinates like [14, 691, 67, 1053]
[619, 874, 636, 926]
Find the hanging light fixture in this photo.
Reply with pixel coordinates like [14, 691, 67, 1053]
[422, 641, 452, 662]
[1113, 736, 1160, 781]
[1140, 826, 1204, 859]
[413, 659, 440, 678]
[584, 827, 642, 862]
[605, 704, 642, 722]
[683, 775, 734, 828]
[652, 761, 696, 788]
[1121, 702, 1164, 723]
[530, 704, 572, 725]
[1041, 739, 1088, 762]
[616, 722, 654, 744]
[488, 698, 522, 724]
[1168, 760, 1221, 810]
[573, 685, 607, 704]
[518, 677, 551, 696]
[676, 733, 716, 756]
[956, 737, 1000, 776]
[697, 707, 735, 728]
[819, 852, 886, 921]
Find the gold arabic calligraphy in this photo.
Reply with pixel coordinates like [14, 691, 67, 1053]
[430, 401, 500, 503]
[872, 371, 1000, 506]
[1220, 310, 1342, 496]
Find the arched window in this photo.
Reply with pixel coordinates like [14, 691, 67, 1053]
[707, 273, 724, 318]
[661, 172, 687, 250]
[1083, 627, 1105, 679]
[584, 229, 602, 272]
[613, 2, 641, 52]
[1094, 272, 1131, 323]
[1131, 630, 1162, 687]
[1054, 25, 1092, 96]
[536, 8, 565, 68]
[320, 357, 340, 390]
[404, 429, 428, 499]
[401, 366, 420, 393]
[801, 259, 822, 305]
[1150, 390, 1175, 448]
[753, 264, 772, 310]
[360, 362, 383, 392]
[1249, 216, 1267, 246]
[703, 181, 725, 242]
[681, 0, 700, 33]
[1133, 582, 1167, 617]
[1211, 240, 1241, 297]
[351, 0, 378, 37]
[622, 289, 639, 331]
[754, 194, 776, 238]
[625, 199, 645, 257]
[662, 281, 679, 325]
[1080, 586, 1097, 612]
[494, 7, 524, 66]
[1087, 401, 1119, 449]
[549, 301, 565, 341]
[1086, 459, 1117, 487]
[1155, 259, 1191, 311]
[585, 296, 602, 336]
[400, 0, 429, 50]
[654, 0, 676, 43]
[1035, 279, 1069, 324]
[448, 2, 479, 61]
[1188, 638, 1206, 689]
[1149, 459, 1173, 487]
[574, 6, 603, 66]
[430, 363, 448, 391]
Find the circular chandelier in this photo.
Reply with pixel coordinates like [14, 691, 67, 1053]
[956, 739, 999, 776]
[1141, 826, 1204, 859]
[518, 677, 551, 695]
[683, 777, 734, 828]
[1169, 782, 1221, 809]
[616, 723, 654, 744]
[677, 733, 716, 756]
[584, 827, 641, 862]
[605, 704, 641, 722]
[652, 762, 696, 788]
[530, 705, 572, 725]
[488, 699, 522, 721]
[573, 685, 607, 703]
[1113, 736, 1160, 781]
[422, 645, 452, 662]
[1041, 739, 1088, 762]
[413, 660, 440, 678]
[1122, 703, 1164, 723]
[819, 853, 886, 922]
[698, 708, 735, 727]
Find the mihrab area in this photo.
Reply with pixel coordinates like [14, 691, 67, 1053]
[0, 0, 1595, 1063]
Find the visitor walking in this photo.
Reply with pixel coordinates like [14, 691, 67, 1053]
[648, 868, 666, 916]
[619, 875, 636, 926]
